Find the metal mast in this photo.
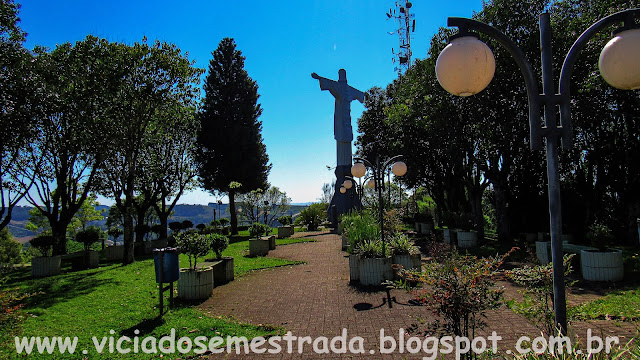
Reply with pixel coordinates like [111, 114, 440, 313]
[387, 0, 415, 76]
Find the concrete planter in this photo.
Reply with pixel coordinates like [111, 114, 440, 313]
[581, 249, 624, 282]
[338, 223, 344, 235]
[249, 239, 270, 257]
[457, 231, 478, 248]
[359, 257, 393, 286]
[536, 241, 550, 265]
[31, 256, 61, 278]
[414, 222, 421, 232]
[391, 253, 421, 279]
[264, 235, 276, 250]
[178, 267, 214, 300]
[277, 226, 294, 239]
[349, 255, 360, 283]
[443, 228, 459, 245]
[71, 251, 100, 270]
[105, 246, 124, 261]
[341, 234, 349, 251]
[420, 223, 434, 235]
[211, 257, 234, 285]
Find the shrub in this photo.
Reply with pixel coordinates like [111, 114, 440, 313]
[294, 203, 327, 231]
[29, 235, 55, 257]
[0, 228, 22, 265]
[400, 245, 515, 339]
[175, 230, 210, 271]
[249, 223, 271, 240]
[356, 240, 389, 258]
[586, 222, 614, 251]
[219, 218, 230, 226]
[342, 211, 380, 252]
[277, 215, 292, 226]
[207, 233, 229, 260]
[505, 254, 575, 335]
[389, 233, 419, 255]
[196, 223, 207, 231]
[210, 219, 221, 227]
[75, 226, 104, 251]
[134, 223, 151, 239]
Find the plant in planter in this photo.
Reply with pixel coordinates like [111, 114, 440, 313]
[175, 231, 214, 300]
[356, 240, 393, 286]
[29, 235, 61, 278]
[390, 234, 421, 277]
[581, 222, 624, 281]
[249, 223, 272, 256]
[73, 226, 103, 269]
[277, 215, 294, 238]
[205, 233, 234, 285]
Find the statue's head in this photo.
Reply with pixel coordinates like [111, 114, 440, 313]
[338, 69, 347, 83]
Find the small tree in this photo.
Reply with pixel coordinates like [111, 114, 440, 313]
[75, 226, 104, 252]
[169, 221, 182, 234]
[181, 220, 193, 231]
[249, 223, 271, 240]
[196, 223, 206, 232]
[108, 227, 123, 244]
[134, 223, 151, 242]
[207, 233, 229, 260]
[175, 231, 210, 271]
[278, 215, 292, 226]
[29, 235, 55, 257]
[150, 224, 163, 239]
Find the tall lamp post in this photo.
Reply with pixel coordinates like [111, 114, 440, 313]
[435, 9, 640, 333]
[351, 156, 407, 255]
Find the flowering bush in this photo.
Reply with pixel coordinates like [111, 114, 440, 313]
[399, 240, 514, 339]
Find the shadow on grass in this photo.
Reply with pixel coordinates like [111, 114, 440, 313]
[120, 317, 166, 337]
[4, 265, 119, 311]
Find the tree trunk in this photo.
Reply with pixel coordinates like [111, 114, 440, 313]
[122, 210, 135, 265]
[135, 209, 146, 243]
[51, 222, 68, 256]
[229, 190, 237, 235]
[470, 189, 485, 240]
[158, 212, 169, 240]
[494, 183, 512, 246]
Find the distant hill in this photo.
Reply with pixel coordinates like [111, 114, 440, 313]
[6, 203, 309, 239]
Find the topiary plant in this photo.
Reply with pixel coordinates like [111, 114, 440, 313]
[277, 215, 292, 226]
[175, 230, 211, 271]
[75, 226, 104, 251]
[207, 233, 229, 260]
[219, 218, 230, 227]
[29, 235, 55, 257]
[293, 203, 327, 231]
[249, 223, 272, 240]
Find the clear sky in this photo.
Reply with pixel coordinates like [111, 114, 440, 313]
[18, 0, 484, 205]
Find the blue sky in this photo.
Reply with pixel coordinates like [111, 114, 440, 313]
[18, 0, 483, 205]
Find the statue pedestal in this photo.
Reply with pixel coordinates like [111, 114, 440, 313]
[328, 165, 360, 227]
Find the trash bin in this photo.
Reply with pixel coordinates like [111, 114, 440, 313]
[153, 248, 180, 283]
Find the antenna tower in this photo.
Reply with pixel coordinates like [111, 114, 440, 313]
[386, 0, 416, 77]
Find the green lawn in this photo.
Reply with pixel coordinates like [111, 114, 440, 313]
[0, 236, 316, 359]
[570, 288, 640, 321]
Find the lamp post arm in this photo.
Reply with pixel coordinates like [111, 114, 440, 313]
[383, 155, 404, 170]
[353, 157, 374, 168]
[558, 9, 640, 147]
[448, 17, 543, 150]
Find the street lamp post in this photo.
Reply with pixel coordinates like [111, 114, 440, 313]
[351, 156, 407, 255]
[436, 9, 640, 333]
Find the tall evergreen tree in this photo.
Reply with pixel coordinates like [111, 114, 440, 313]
[197, 38, 271, 235]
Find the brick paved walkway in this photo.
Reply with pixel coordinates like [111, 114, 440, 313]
[200, 231, 560, 359]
